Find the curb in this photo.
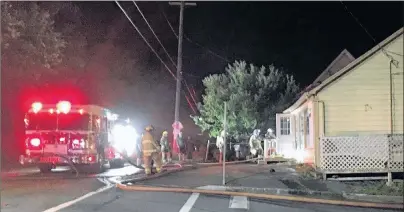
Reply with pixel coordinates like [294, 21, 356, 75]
[118, 164, 197, 184]
[196, 158, 258, 167]
[115, 184, 403, 210]
[342, 192, 404, 204]
[199, 185, 344, 200]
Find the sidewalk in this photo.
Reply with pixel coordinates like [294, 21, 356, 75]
[125, 163, 403, 204]
[132, 163, 296, 189]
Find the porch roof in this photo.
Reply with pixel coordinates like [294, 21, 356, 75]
[283, 27, 403, 114]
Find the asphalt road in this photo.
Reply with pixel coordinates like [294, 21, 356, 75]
[58, 188, 395, 212]
[1, 164, 399, 212]
[1, 165, 141, 212]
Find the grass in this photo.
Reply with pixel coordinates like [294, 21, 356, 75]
[346, 180, 404, 196]
[294, 163, 322, 179]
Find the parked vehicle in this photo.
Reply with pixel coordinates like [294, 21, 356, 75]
[19, 101, 121, 173]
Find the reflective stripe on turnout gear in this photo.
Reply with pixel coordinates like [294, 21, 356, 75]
[142, 131, 159, 156]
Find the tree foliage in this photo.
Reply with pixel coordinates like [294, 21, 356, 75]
[192, 61, 299, 138]
[1, 1, 66, 71]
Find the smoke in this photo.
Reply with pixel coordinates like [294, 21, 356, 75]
[1, 2, 202, 169]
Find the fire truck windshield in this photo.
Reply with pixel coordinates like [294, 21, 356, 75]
[26, 113, 91, 131]
[58, 113, 90, 130]
[26, 113, 57, 130]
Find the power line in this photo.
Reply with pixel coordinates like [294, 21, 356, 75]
[160, 6, 230, 63]
[339, 1, 396, 62]
[115, 1, 197, 114]
[133, 1, 177, 68]
[182, 79, 197, 108]
[133, 1, 198, 108]
[115, 1, 176, 79]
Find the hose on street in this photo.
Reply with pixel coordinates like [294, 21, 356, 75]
[116, 184, 404, 210]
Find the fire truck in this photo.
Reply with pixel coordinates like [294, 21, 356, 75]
[19, 101, 125, 173]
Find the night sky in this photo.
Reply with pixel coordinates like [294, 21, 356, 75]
[74, 1, 403, 135]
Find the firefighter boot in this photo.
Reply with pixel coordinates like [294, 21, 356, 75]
[143, 156, 152, 175]
[153, 152, 163, 173]
[167, 152, 172, 163]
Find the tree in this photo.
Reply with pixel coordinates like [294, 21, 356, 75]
[192, 61, 299, 139]
[1, 1, 66, 73]
[0, 2, 87, 167]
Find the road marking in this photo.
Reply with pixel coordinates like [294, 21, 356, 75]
[42, 184, 113, 212]
[179, 193, 200, 212]
[97, 177, 110, 185]
[229, 196, 249, 209]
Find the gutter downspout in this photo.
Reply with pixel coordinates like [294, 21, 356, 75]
[387, 59, 398, 186]
[317, 101, 326, 136]
[389, 60, 395, 135]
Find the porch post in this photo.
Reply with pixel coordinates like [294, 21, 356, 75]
[313, 99, 321, 168]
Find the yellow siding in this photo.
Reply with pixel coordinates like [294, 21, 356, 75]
[318, 35, 404, 136]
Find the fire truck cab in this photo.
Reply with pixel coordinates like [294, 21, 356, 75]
[19, 101, 124, 173]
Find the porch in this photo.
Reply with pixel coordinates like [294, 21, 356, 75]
[275, 101, 315, 164]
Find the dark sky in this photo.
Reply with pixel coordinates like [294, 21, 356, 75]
[73, 1, 403, 135]
[181, 1, 403, 85]
[84, 1, 403, 83]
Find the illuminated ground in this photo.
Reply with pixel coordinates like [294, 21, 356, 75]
[0, 165, 141, 212]
[0, 164, 397, 212]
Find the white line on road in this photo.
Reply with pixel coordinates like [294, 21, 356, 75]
[41, 184, 113, 212]
[229, 196, 249, 209]
[179, 193, 200, 212]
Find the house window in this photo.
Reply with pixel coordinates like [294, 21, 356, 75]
[280, 117, 290, 135]
[306, 111, 310, 135]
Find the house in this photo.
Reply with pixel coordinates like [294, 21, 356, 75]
[275, 28, 403, 176]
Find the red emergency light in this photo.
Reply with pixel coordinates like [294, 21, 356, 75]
[31, 102, 43, 113]
[57, 101, 71, 114]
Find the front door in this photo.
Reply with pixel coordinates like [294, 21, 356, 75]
[275, 113, 295, 158]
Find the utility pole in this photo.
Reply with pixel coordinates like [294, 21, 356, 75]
[169, 2, 196, 158]
[169, 1, 196, 124]
[222, 102, 227, 185]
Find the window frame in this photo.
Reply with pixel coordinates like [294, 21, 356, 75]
[280, 117, 291, 136]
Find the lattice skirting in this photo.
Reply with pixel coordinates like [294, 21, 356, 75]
[320, 134, 403, 173]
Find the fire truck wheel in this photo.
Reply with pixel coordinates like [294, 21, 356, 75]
[38, 164, 53, 173]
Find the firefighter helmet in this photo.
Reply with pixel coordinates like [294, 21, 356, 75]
[145, 125, 154, 132]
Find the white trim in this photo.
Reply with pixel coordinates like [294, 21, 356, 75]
[311, 27, 403, 95]
[283, 28, 403, 114]
[313, 49, 355, 84]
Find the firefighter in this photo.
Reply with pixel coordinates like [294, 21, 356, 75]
[216, 130, 225, 163]
[186, 136, 194, 160]
[160, 131, 172, 163]
[249, 129, 263, 158]
[135, 133, 143, 166]
[141, 125, 162, 175]
[264, 128, 277, 158]
[177, 132, 186, 161]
